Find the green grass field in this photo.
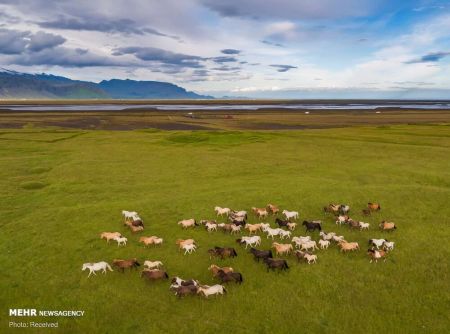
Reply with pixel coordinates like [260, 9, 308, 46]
[1, 125, 449, 333]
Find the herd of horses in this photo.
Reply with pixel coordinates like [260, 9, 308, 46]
[83, 202, 397, 298]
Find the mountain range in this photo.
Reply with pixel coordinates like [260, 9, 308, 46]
[0, 69, 211, 99]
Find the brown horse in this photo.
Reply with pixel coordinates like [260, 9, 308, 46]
[113, 258, 140, 272]
[173, 284, 198, 298]
[367, 248, 387, 263]
[208, 264, 234, 277]
[368, 203, 381, 211]
[141, 269, 169, 280]
[208, 247, 237, 260]
[267, 204, 279, 215]
[216, 270, 243, 284]
[379, 221, 396, 231]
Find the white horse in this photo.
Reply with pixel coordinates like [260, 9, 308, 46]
[318, 239, 330, 249]
[332, 235, 345, 243]
[82, 262, 113, 277]
[114, 236, 127, 247]
[369, 239, 387, 250]
[304, 254, 317, 264]
[182, 243, 197, 255]
[279, 230, 291, 240]
[359, 222, 370, 231]
[300, 241, 319, 252]
[197, 284, 226, 297]
[122, 210, 139, 220]
[291, 236, 311, 248]
[335, 215, 348, 225]
[263, 227, 282, 239]
[205, 222, 217, 232]
[144, 260, 163, 269]
[383, 241, 395, 251]
[230, 224, 242, 234]
[240, 236, 261, 248]
[320, 231, 336, 241]
[214, 206, 231, 217]
[282, 210, 299, 220]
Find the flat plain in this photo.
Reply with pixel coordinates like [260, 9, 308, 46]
[0, 114, 449, 333]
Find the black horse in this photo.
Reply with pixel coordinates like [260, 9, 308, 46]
[250, 248, 273, 262]
[302, 220, 322, 232]
[275, 218, 289, 228]
[231, 219, 246, 227]
[217, 270, 243, 284]
[264, 258, 289, 272]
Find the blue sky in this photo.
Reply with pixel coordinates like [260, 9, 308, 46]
[1, 0, 450, 98]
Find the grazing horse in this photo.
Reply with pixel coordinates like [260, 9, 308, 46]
[216, 270, 243, 284]
[82, 262, 113, 277]
[141, 269, 169, 280]
[249, 248, 273, 262]
[267, 204, 279, 215]
[178, 219, 198, 229]
[302, 220, 322, 232]
[197, 285, 227, 298]
[112, 258, 140, 272]
[100, 232, 122, 243]
[264, 258, 289, 271]
[368, 203, 381, 211]
[208, 264, 234, 277]
[379, 221, 396, 231]
[275, 218, 290, 228]
[272, 242, 293, 256]
[367, 249, 387, 263]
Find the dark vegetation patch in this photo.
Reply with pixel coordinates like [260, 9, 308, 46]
[165, 131, 275, 146]
[29, 167, 52, 174]
[20, 181, 47, 190]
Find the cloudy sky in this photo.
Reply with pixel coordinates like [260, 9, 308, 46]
[1, 0, 450, 98]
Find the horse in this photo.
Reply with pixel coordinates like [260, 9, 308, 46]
[215, 207, 231, 217]
[143, 260, 163, 270]
[252, 207, 268, 219]
[218, 223, 233, 233]
[112, 258, 140, 272]
[294, 250, 308, 262]
[347, 219, 361, 229]
[216, 270, 243, 284]
[263, 227, 283, 239]
[230, 224, 242, 234]
[323, 204, 340, 214]
[82, 262, 113, 277]
[122, 210, 139, 221]
[300, 241, 318, 252]
[302, 220, 322, 232]
[125, 219, 144, 228]
[318, 239, 330, 249]
[197, 284, 227, 297]
[139, 236, 157, 247]
[383, 241, 395, 251]
[304, 253, 317, 264]
[264, 258, 289, 272]
[176, 239, 195, 251]
[205, 222, 217, 232]
[267, 204, 279, 215]
[287, 222, 297, 231]
[173, 284, 198, 298]
[171, 277, 199, 287]
[278, 230, 291, 239]
[182, 243, 197, 255]
[369, 239, 388, 250]
[291, 236, 312, 248]
[208, 247, 237, 260]
[178, 219, 198, 229]
[282, 210, 299, 220]
[208, 264, 234, 277]
[368, 203, 381, 211]
[338, 241, 359, 252]
[379, 221, 396, 231]
[335, 215, 349, 225]
[141, 269, 169, 280]
[367, 248, 387, 263]
[100, 232, 122, 243]
[249, 248, 273, 262]
[245, 223, 262, 234]
[272, 242, 293, 256]
[275, 218, 290, 228]
[231, 219, 246, 227]
[114, 236, 127, 247]
[319, 231, 336, 241]
[236, 236, 261, 248]
[359, 222, 370, 231]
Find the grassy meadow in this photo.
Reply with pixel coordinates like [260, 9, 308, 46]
[0, 124, 449, 333]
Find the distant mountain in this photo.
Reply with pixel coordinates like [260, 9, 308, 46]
[0, 68, 211, 99]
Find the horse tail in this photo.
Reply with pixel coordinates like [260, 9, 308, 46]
[223, 286, 227, 294]
[164, 272, 169, 278]
[268, 250, 273, 258]
[238, 273, 243, 283]
[284, 261, 289, 269]
[106, 264, 113, 271]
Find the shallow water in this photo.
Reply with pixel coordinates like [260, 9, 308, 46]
[1, 102, 450, 111]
